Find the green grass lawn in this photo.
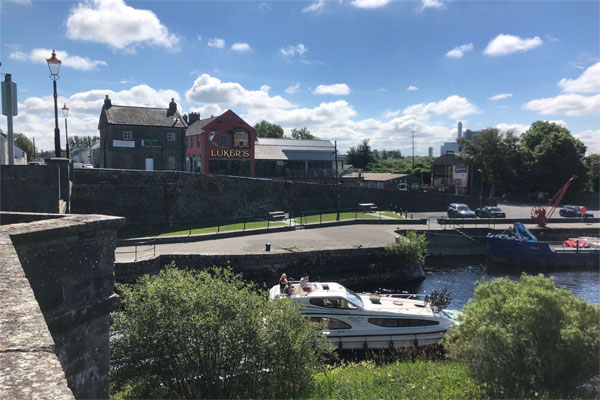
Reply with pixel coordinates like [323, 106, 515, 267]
[294, 212, 379, 224]
[159, 221, 287, 236]
[380, 210, 404, 219]
[311, 360, 485, 400]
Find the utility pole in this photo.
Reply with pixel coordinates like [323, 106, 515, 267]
[411, 130, 415, 169]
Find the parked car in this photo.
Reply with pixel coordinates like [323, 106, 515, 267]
[559, 205, 594, 218]
[447, 203, 476, 218]
[475, 206, 506, 218]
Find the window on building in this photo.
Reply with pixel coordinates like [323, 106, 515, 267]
[197, 135, 201, 147]
[208, 159, 250, 177]
[233, 131, 249, 148]
[220, 135, 228, 148]
[167, 132, 176, 142]
[123, 131, 132, 140]
[190, 136, 194, 148]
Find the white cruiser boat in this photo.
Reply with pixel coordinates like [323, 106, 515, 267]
[269, 281, 458, 350]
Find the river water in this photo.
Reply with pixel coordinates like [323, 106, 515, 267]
[354, 265, 600, 309]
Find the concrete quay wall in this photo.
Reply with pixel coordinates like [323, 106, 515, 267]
[0, 212, 123, 399]
[115, 247, 426, 287]
[71, 168, 487, 226]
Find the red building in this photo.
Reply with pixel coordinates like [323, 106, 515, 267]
[185, 110, 256, 176]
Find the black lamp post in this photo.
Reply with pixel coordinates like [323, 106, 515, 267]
[46, 50, 62, 157]
[62, 103, 70, 159]
[478, 168, 483, 211]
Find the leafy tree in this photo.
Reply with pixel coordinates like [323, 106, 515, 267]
[345, 139, 374, 169]
[14, 133, 35, 161]
[385, 231, 428, 265]
[290, 127, 318, 140]
[583, 153, 599, 192]
[444, 274, 600, 399]
[254, 120, 285, 138]
[111, 266, 331, 399]
[69, 135, 98, 149]
[521, 121, 586, 158]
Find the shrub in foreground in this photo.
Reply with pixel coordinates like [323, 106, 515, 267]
[443, 274, 600, 399]
[385, 231, 428, 265]
[312, 360, 485, 399]
[111, 266, 331, 399]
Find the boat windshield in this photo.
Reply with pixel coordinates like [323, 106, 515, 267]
[345, 288, 364, 308]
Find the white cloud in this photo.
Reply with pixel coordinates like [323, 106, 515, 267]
[258, 2, 272, 11]
[185, 74, 293, 110]
[351, 0, 389, 9]
[446, 43, 473, 59]
[303, 0, 326, 13]
[557, 62, 600, 94]
[66, 0, 180, 52]
[4, 0, 31, 5]
[231, 43, 251, 52]
[484, 34, 543, 56]
[523, 93, 600, 116]
[420, 0, 445, 10]
[208, 38, 225, 49]
[280, 44, 308, 57]
[189, 104, 223, 118]
[574, 130, 600, 154]
[377, 87, 388, 92]
[496, 123, 530, 134]
[407, 86, 419, 91]
[489, 93, 513, 101]
[9, 48, 107, 71]
[313, 83, 351, 96]
[285, 83, 302, 94]
[402, 95, 481, 119]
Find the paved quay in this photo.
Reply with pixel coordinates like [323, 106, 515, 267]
[115, 216, 599, 262]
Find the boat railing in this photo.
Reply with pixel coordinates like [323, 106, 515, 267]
[378, 293, 426, 300]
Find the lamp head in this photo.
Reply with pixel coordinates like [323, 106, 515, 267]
[46, 50, 62, 77]
[62, 103, 69, 118]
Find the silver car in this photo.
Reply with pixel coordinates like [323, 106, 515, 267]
[447, 203, 476, 218]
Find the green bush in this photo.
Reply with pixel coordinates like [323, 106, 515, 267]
[312, 360, 485, 399]
[385, 231, 428, 265]
[111, 266, 331, 399]
[443, 274, 600, 399]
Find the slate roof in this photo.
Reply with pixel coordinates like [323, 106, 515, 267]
[186, 115, 219, 135]
[343, 172, 413, 181]
[103, 105, 187, 128]
[255, 138, 336, 161]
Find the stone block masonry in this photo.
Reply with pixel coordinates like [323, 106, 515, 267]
[1, 212, 123, 399]
[115, 247, 425, 286]
[71, 169, 488, 226]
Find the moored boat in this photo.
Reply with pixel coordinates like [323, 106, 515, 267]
[269, 281, 458, 350]
[487, 222, 600, 268]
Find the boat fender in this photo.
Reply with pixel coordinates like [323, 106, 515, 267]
[393, 300, 404, 306]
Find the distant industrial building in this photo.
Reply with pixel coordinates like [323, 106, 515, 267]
[440, 122, 479, 156]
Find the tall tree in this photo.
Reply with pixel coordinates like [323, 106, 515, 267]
[290, 127, 318, 140]
[345, 139, 374, 169]
[254, 120, 285, 138]
[583, 154, 600, 193]
[521, 121, 586, 158]
[14, 133, 35, 161]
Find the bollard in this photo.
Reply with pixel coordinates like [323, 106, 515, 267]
[265, 243, 271, 252]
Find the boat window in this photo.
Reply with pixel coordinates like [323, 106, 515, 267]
[368, 318, 439, 327]
[345, 289, 364, 308]
[309, 297, 357, 309]
[308, 317, 351, 330]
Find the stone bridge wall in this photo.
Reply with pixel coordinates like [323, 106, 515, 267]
[71, 168, 488, 226]
[0, 212, 123, 399]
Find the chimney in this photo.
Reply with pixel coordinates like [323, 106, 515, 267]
[168, 98, 177, 116]
[188, 112, 200, 124]
[103, 95, 112, 109]
[458, 122, 463, 139]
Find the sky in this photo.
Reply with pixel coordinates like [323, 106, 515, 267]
[1, 0, 599, 155]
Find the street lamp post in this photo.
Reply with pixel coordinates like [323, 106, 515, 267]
[478, 168, 483, 211]
[62, 103, 70, 159]
[46, 50, 62, 157]
[334, 141, 340, 221]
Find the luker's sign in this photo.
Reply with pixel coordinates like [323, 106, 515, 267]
[210, 149, 250, 158]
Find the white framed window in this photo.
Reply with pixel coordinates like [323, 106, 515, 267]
[123, 131, 132, 140]
[167, 132, 176, 142]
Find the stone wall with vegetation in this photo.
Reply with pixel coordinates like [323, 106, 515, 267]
[0, 212, 123, 399]
[115, 247, 425, 286]
[71, 168, 486, 226]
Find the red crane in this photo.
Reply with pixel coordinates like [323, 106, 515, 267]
[531, 175, 577, 226]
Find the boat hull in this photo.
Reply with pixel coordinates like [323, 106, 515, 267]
[487, 236, 599, 268]
[326, 330, 448, 350]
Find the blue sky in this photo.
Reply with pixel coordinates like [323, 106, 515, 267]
[1, 0, 599, 155]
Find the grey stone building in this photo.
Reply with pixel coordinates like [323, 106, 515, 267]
[98, 96, 187, 171]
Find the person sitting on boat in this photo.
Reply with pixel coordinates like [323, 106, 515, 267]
[300, 273, 313, 293]
[279, 273, 288, 293]
[284, 280, 296, 296]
